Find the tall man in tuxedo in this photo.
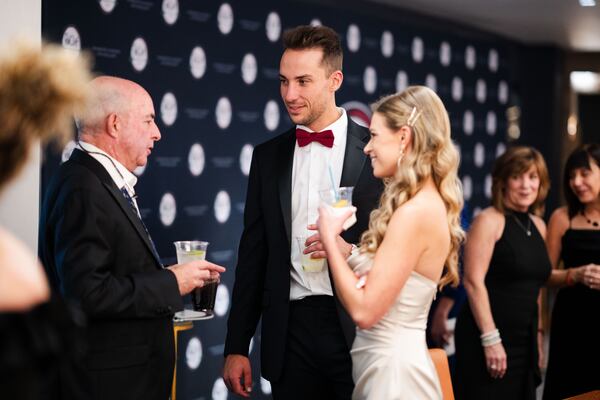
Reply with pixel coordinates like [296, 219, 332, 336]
[39, 76, 225, 400]
[223, 25, 384, 399]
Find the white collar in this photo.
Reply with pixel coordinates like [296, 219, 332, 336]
[77, 141, 138, 195]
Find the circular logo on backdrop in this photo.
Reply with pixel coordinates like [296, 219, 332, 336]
[310, 19, 321, 27]
[189, 46, 206, 79]
[160, 92, 177, 126]
[381, 31, 394, 58]
[485, 174, 492, 199]
[439, 41, 451, 66]
[488, 49, 499, 72]
[462, 175, 472, 201]
[264, 100, 279, 131]
[411, 37, 424, 63]
[99, 0, 117, 13]
[130, 37, 148, 72]
[215, 97, 232, 130]
[265, 12, 281, 42]
[162, 0, 179, 25]
[261, 377, 272, 395]
[363, 66, 377, 94]
[214, 283, 230, 317]
[212, 378, 228, 400]
[451, 77, 463, 102]
[217, 3, 234, 35]
[61, 140, 77, 163]
[465, 45, 476, 70]
[134, 164, 146, 176]
[185, 337, 202, 370]
[425, 74, 437, 92]
[346, 24, 361, 53]
[474, 143, 485, 168]
[476, 79, 487, 103]
[159, 192, 176, 227]
[463, 110, 474, 135]
[498, 81, 509, 104]
[239, 144, 254, 176]
[241, 53, 257, 85]
[188, 143, 205, 176]
[214, 191, 231, 223]
[496, 142, 507, 158]
[396, 70, 408, 93]
[486, 111, 497, 135]
[62, 26, 81, 53]
[342, 101, 371, 128]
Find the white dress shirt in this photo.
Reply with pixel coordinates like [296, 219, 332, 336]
[289, 108, 348, 300]
[77, 141, 141, 217]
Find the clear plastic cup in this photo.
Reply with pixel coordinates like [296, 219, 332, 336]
[295, 236, 326, 273]
[173, 241, 218, 314]
[319, 187, 357, 230]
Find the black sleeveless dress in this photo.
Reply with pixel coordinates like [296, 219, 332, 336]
[543, 229, 600, 400]
[454, 211, 551, 400]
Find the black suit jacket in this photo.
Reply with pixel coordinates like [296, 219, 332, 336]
[224, 116, 384, 381]
[39, 149, 183, 400]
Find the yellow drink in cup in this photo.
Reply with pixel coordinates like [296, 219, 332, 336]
[296, 237, 326, 273]
[319, 187, 357, 230]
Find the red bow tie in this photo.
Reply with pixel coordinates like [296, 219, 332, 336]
[295, 128, 334, 148]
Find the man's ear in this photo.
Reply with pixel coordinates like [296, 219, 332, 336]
[330, 70, 343, 92]
[106, 113, 120, 138]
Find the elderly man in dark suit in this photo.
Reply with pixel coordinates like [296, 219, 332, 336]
[223, 25, 384, 399]
[39, 76, 225, 400]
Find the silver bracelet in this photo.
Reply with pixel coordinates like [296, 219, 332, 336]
[480, 329, 502, 347]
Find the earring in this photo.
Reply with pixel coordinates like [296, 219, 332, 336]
[396, 147, 405, 169]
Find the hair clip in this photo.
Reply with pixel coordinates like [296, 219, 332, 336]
[406, 106, 422, 127]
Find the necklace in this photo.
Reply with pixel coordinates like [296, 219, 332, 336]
[511, 213, 531, 236]
[581, 210, 600, 227]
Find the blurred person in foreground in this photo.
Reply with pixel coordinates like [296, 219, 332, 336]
[0, 43, 90, 399]
[455, 146, 551, 400]
[317, 86, 464, 399]
[543, 144, 600, 400]
[38, 75, 224, 399]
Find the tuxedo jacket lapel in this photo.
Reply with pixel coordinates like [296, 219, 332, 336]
[277, 129, 296, 247]
[70, 150, 163, 269]
[340, 117, 368, 187]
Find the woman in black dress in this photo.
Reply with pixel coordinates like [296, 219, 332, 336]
[455, 146, 552, 400]
[543, 144, 600, 400]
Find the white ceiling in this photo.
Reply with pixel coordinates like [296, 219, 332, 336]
[370, 0, 600, 51]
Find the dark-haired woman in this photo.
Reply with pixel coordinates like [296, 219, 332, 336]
[543, 144, 600, 400]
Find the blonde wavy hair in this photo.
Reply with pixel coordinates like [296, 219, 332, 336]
[359, 86, 464, 288]
[0, 42, 91, 189]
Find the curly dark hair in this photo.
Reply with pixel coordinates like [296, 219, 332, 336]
[563, 143, 600, 218]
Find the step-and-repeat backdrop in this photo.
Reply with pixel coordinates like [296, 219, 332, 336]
[42, 0, 511, 398]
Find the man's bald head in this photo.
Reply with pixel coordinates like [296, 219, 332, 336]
[77, 76, 147, 135]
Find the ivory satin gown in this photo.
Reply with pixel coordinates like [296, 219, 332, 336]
[348, 253, 442, 400]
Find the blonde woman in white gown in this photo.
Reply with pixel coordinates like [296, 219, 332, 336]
[316, 86, 464, 400]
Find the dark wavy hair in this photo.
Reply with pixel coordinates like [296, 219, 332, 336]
[563, 143, 600, 218]
[282, 25, 343, 74]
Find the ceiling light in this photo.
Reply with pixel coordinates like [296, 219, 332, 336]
[570, 71, 600, 93]
[579, 0, 596, 6]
